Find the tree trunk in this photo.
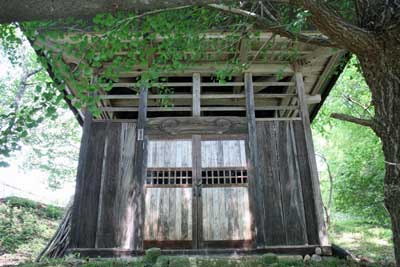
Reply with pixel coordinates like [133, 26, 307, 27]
[358, 35, 400, 266]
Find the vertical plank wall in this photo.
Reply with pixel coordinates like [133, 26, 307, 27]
[71, 119, 106, 248]
[144, 140, 193, 242]
[96, 123, 137, 248]
[70, 121, 143, 249]
[254, 120, 319, 246]
[201, 140, 252, 242]
[70, 119, 322, 249]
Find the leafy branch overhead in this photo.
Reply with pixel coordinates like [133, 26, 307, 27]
[0, 30, 64, 167]
[12, 0, 396, 124]
[24, 1, 352, 116]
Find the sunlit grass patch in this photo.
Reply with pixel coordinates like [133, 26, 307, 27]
[329, 212, 393, 264]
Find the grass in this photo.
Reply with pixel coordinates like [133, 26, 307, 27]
[329, 212, 394, 264]
[0, 197, 64, 265]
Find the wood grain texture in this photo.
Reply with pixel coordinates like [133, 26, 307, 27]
[144, 188, 193, 241]
[293, 121, 319, 245]
[255, 120, 322, 246]
[144, 139, 193, 244]
[192, 73, 201, 116]
[146, 117, 247, 136]
[70, 112, 93, 248]
[245, 73, 262, 248]
[96, 122, 137, 248]
[202, 187, 251, 241]
[131, 86, 148, 250]
[277, 121, 308, 245]
[200, 139, 251, 244]
[72, 121, 107, 248]
[256, 121, 286, 246]
[147, 140, 192, 168]
[201, 140, 246, 167]
[192, 135, 201, 249]
[295, 70, 328, 246]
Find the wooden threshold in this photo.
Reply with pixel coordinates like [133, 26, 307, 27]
[67, 245, 332, 258]
[144, 240, 192, 250]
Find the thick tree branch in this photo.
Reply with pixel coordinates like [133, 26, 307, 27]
[290, 0, 374, 52]
[208, 4, 336, 47]
[0, 0, 283, 24]
[0, 0, 219, 23]
[330, 112, 375, 128]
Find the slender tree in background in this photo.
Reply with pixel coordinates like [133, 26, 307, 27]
[0, 32, 80, 188]
[0, 0, 399, 264]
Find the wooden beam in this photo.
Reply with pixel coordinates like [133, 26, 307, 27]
[132, 85, 148, 250]
[309, 51, 346, 96]
[101, 106, 299, 112]
[99, 81, 295, 89]
[306, 94, 322, 104]
[100, 93, 320, 101]
[244, 72, 261, 247]
[192, 73, 201, 117]
[101, 107, 191, 112]
[146, 117, 247, 136]
[116, 64, 305, 77]
[255, 117, 301, 121]
[192, 134, 201, 249]
[68, 244, 332, 258]
[253, 82, 294, 87]
[93, 117, 300, 124]
[295, 69, 328, 247]
[300, 47, 338, 65]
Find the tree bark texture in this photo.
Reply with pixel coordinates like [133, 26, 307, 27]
[301, 2, 400, 264]
[0, 0, 225, 23]
[358, 40, 400, 266]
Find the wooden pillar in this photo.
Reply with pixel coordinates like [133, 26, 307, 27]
[192, 73, 201, 248]
[244, 72, 263, 246]
[132, 85, 148, 250]
[295, 69, 328, 246]
[192, 73, 201, 117]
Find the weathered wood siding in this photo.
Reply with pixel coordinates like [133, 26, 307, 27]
[201, 140, 251, 242]
[254, 120, 319, 246]
[147, 140, 192, 168]
[71, 120, 106, 248]
[202, 187, 251, 241]
[144, 140, 193, 242]
[71, 118, 323, 251]
[201, 140, 246, 167]
[145, 188, 192, 240]
[70, 121, 143, 249]
[96, 122, 137, 248]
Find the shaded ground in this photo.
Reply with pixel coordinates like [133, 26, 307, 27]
[329, 213, 394, 265]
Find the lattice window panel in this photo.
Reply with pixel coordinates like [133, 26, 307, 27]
[146, 168, 193, 186]
[201, 167, 248, 186]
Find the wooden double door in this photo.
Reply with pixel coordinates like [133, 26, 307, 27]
[143, 135, 252, 249]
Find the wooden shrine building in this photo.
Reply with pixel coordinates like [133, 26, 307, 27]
[32, 30, 348, 257]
